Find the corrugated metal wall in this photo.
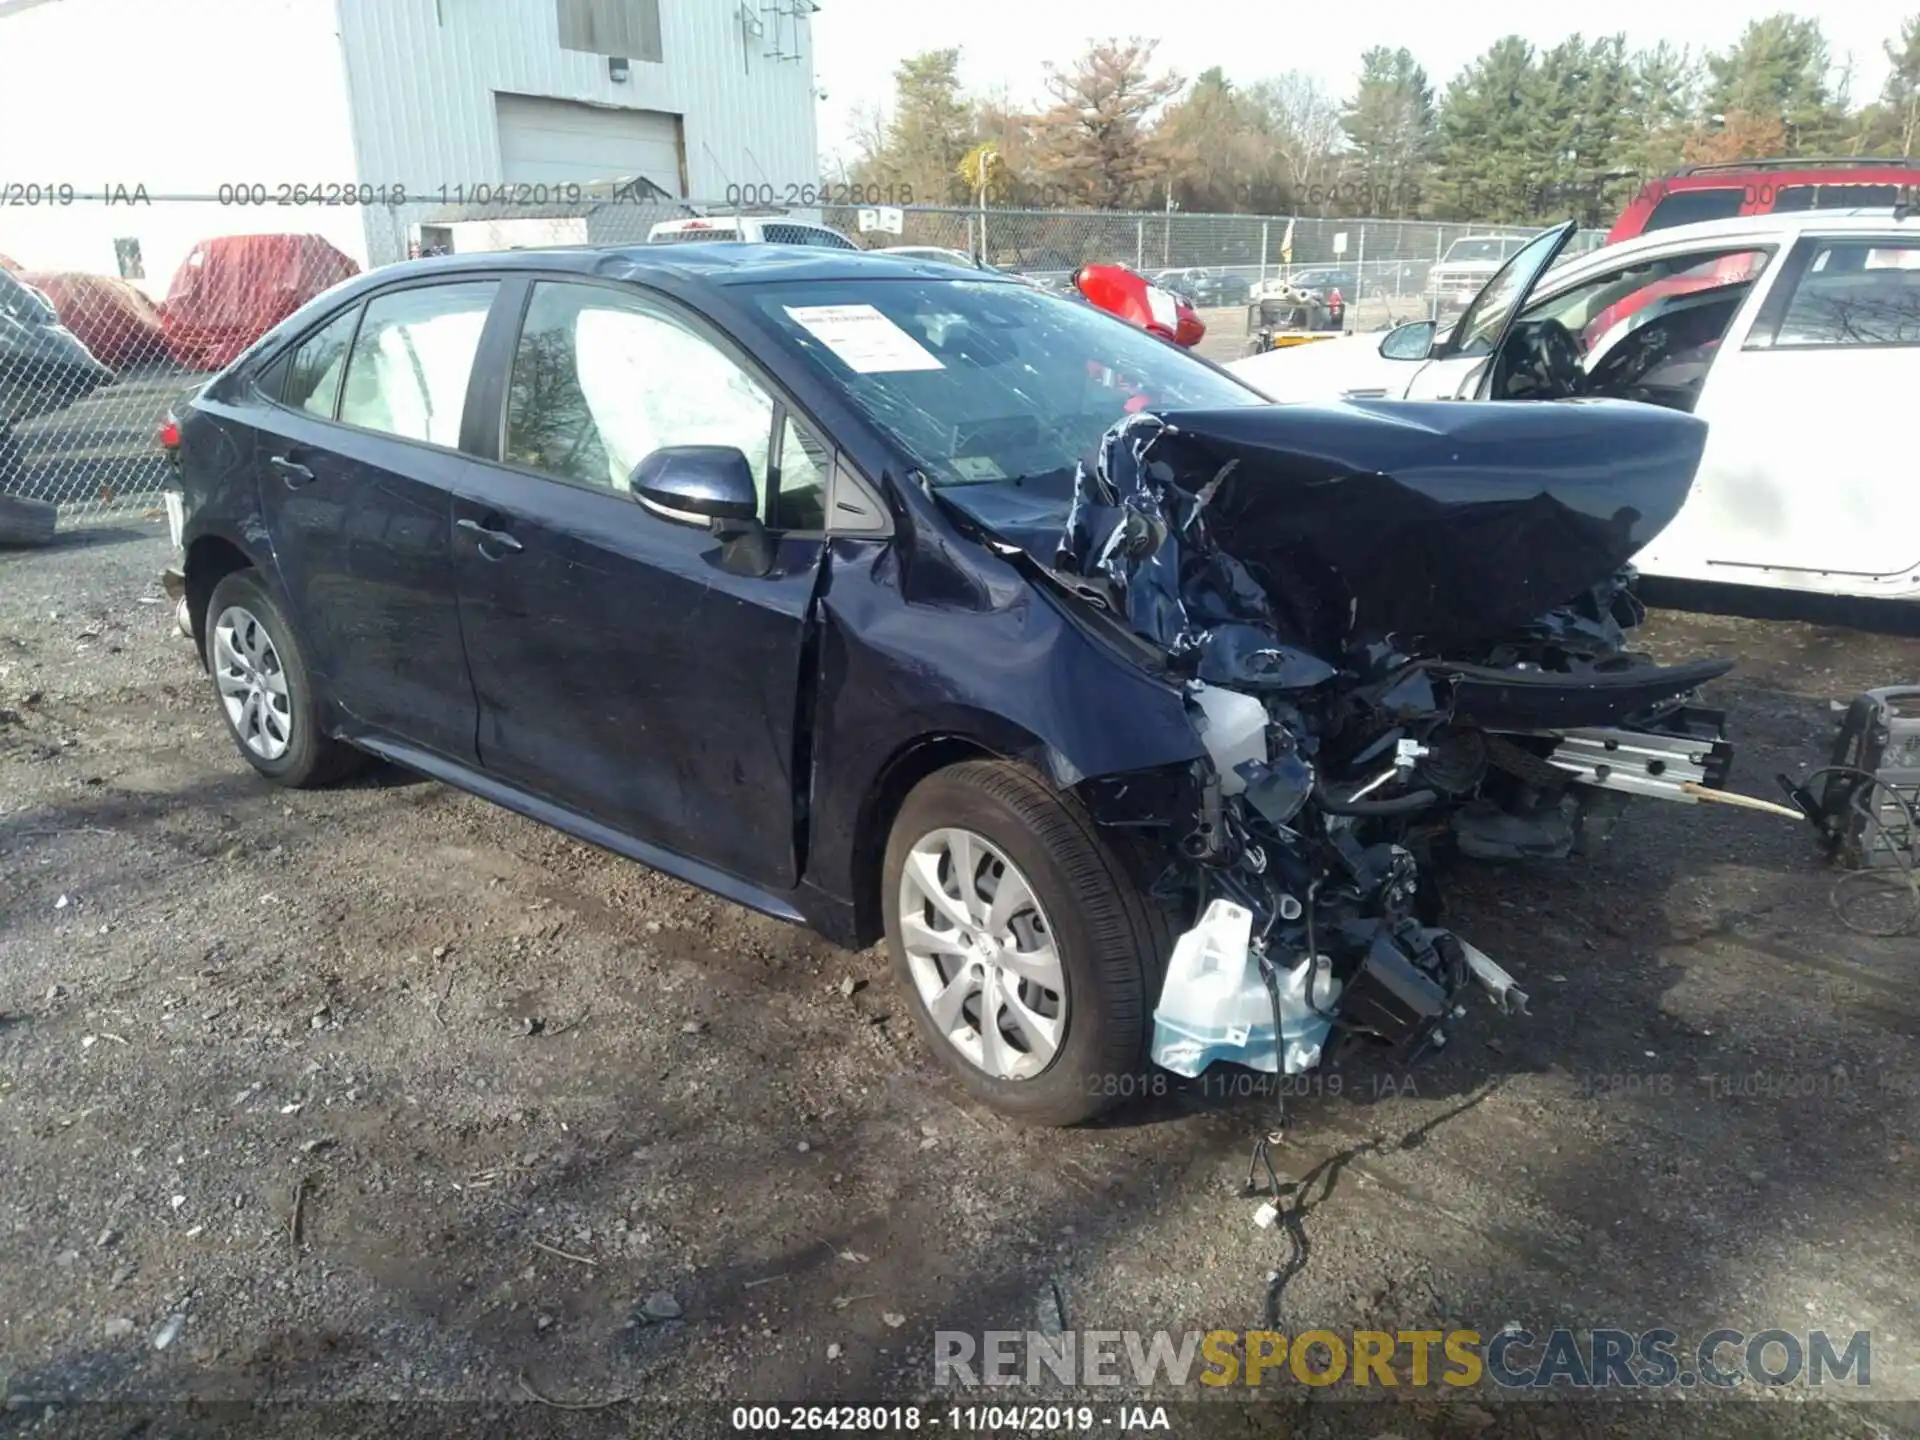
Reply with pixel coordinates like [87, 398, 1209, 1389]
[337, 0, 821, 259]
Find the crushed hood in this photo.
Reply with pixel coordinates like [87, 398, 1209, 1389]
[946, 398, 1708, 662]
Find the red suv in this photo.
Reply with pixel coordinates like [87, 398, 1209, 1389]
[1607, 156, 1920, 244]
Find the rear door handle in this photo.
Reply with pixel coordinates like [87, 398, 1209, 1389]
[269, 454, 316, 486]
[457, 516, 523, 553]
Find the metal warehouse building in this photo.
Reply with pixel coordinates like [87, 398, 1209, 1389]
[0, 0, 821, 287]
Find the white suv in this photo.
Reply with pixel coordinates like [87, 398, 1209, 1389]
[1232, 209, 1920, 606]
[646, 216, 857, 249]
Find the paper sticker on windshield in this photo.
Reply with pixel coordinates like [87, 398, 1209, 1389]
[951, 455, 1006, 481]
[784, 304, 944, 374]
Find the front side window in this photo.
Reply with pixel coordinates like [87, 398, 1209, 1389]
[1523, 248, 1772, 357]
[505, 280, 808, 522]
[1772, 239, 1920, 347]
[283, 306, 362, 419]
[1447, 223, 1573, 358]
[739, 277, 1264, 489]
[337, 282, 497, 445]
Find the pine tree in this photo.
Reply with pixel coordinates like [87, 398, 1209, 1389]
[882, 50, 976, 205]
[1531, 34, 1635, 223]
[1614, 43, 1701, 185]
[1155, 69, 1266, 213]
[1430, 37, 1544, 222]
[1341, 47, 1436, 216]
[1033, 39, 1183, 209]
[1871, 14, 1920, 155]
[1701, 15, 1846, 154]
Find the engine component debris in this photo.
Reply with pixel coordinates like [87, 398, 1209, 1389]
[1043, 400, 1758, 1084]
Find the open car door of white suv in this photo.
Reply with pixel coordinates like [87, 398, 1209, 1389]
[1399, 222, 1579, 400]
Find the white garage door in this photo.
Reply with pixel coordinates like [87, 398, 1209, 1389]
[496, 94, 683, 194]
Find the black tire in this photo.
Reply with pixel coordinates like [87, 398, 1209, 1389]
[0, 493, 56, 546]
[203, 569, 365, 788]
[882, 760, 1174, 1126]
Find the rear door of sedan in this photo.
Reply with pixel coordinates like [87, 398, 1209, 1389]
[247, 276, 502, 761]
[447, 274, 838, 892]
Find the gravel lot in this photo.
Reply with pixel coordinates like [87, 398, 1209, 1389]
[3, 525, 1919, 1436]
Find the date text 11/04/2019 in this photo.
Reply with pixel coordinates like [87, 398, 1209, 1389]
[730, 1406, 1171, 1431]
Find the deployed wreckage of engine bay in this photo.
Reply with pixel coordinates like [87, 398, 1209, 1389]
[1053, 399, 1736, 1081]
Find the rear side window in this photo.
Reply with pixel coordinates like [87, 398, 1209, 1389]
[1643, 187, 1746, 233]
[1771, 183, 1902, 212]
[1772, 239, 1920, 347]
[337, 281, 497, 445]
[282, 307, 361, 419]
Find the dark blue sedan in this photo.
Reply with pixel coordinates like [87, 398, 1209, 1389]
[169, 244, 1273, 1124]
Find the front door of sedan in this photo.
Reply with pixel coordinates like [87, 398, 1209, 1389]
[248, 279, 499, 761]
[450, 277, 831, 891]
[1680, 233, 1920, 585]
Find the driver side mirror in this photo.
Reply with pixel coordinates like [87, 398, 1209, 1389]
[1379, 319, 1437, 361]
[630, 444, 759, 522]
[630, 444, 774, 577]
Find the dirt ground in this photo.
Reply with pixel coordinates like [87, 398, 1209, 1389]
[3, 523, 1920, 1437]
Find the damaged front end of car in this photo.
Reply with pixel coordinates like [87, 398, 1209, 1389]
[1051, 399, 1734, 1079]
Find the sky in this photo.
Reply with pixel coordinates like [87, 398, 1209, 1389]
[809, 0, 1911, 166]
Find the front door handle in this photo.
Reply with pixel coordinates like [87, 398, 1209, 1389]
[457, 516, 524, 554]
[269, 454, 316, 486]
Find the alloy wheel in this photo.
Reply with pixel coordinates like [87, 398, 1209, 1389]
[896, 827, 1067, 1080]
[213, 605, 294, 762]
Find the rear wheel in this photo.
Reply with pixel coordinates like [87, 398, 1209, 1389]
[883, 761, 1171, 1126]
[204, 569, 364, 788]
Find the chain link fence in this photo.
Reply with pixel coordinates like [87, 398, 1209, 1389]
[0, 192, 1601, 529]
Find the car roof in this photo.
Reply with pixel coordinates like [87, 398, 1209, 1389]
[349, 243, 1019, 291]
[1540, 208, 1919, 286]
[1577, 207, 1917, 255]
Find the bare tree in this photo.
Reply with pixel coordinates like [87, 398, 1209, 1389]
[1247, 72, 1349, 207]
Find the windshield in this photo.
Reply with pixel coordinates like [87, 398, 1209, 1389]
[1446, 238, 1521, 263]
[741, 278, 1264, 487]
[1445, 222, 1575, 358]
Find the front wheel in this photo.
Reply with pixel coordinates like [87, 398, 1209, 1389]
[882, 760, 1171, 1126]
